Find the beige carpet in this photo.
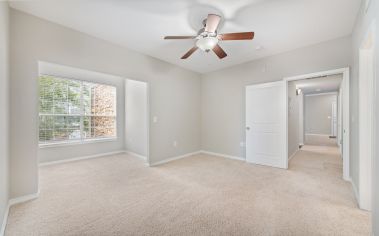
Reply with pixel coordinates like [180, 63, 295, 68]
[305, 134, 338, 146]
[6, 146, 370, 235]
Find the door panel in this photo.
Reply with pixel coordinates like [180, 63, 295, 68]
[246, 81, 287, 169]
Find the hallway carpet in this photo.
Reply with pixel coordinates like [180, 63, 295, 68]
[6, 146, 370, 235]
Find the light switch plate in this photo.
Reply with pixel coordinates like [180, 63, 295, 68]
[153, 116, 158, 123]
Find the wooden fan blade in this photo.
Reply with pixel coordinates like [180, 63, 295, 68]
[164, 36, 196, 39]
[219, 32, 254, 40]
[212, 44, 227, 59]
[181, 46, 198, 59]
[205, 14, 221, 33]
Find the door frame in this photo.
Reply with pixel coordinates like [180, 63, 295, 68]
[358, 20, 376, 211]
[283, 67, 350, 180]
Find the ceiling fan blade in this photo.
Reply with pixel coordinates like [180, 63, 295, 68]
[181, 46, 198, 59]
[164, 36, 196, 39]
[219, 32, 254, 40]
[212, 44, 227, 59]
[205, 14, 221, 33]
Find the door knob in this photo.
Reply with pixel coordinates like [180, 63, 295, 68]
[246, 127, 250, 131]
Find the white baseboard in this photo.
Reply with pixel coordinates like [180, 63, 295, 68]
[288, 148, 300, 161]
[1, 204, 9, 236]
[1, 191, 40, 236]
[9, 191, 40, 206]
[150, 151, 201, 166]
[39, 150, 126, 166]
[125, 150, 147, 161]
[347, 178, 360, 207]
[200, 150, 245, 161]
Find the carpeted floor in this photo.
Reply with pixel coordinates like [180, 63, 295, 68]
[6, 145, 370, 235]
[305, 134, 338, 146]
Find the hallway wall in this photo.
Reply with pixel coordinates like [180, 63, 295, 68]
[288, 81, 300, 158]
[305, 93, 336, 135]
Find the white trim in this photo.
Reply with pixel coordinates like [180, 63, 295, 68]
[200, 150, 245, 161]
[8, 191, 39, 207]
[305, 92, 338, 97]
[39, 137, 118, 148]
[283, 68, 349, 81]
[1, 191, 41, 235]
[305, 133, 332, 136]
[1, 204, 9, 236]
[348, 178, 360, 207]
[39, 150, 125, 166]
[149, 151, 201, 166]
[358, 19, 376, 211]
[125, 150, 147, 161]
[288, 148, 300, 161]
[146, 83, 151, 165]
[284, 67, 350, 181]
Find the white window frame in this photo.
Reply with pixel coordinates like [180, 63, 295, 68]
[38, 74, 118, 148]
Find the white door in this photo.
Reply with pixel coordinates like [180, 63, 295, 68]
[245, 81, 287, 169]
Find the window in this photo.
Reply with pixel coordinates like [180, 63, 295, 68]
[38, 75, 117, 146]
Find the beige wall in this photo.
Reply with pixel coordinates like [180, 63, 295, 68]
[351, 0, 379, 234]
[288, 81, 300, 157]
[305, 93, 336, 135]
[0, 1, 10, 233]
[10, 9, 201, 198]
[125, 79, 148, 157]
[201, 36, 352, 158]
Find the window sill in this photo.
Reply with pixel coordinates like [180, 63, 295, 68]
[39, 137, 118, 148]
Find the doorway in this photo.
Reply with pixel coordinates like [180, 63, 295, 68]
[284, 68, 350, 180]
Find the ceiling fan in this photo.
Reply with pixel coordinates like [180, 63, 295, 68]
[164, 14, 254, 59]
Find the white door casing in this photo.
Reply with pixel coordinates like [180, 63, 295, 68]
[358, 21, 375, 211]
[331, 99, 337, 137]
[245, 81, 287, 169]
[284, 68, 350, 180]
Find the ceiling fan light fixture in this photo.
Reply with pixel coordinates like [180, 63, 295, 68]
[196, 36, 218, 51]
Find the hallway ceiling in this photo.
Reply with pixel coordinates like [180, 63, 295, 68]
[295, 74, 343, 95]
[9, 0, 362, 73]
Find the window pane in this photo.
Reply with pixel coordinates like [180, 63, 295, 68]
[90, 84, 116, 116]
[54, 116, 66, 129]
[91, 116, 116, 138]
[53, 129, 68, 141]
[68, 80, 81, 114]
[38, 75, 117, 144]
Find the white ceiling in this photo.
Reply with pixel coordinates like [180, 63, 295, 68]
[9, 0, 362, 74]
[294, 74, 343, 95]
